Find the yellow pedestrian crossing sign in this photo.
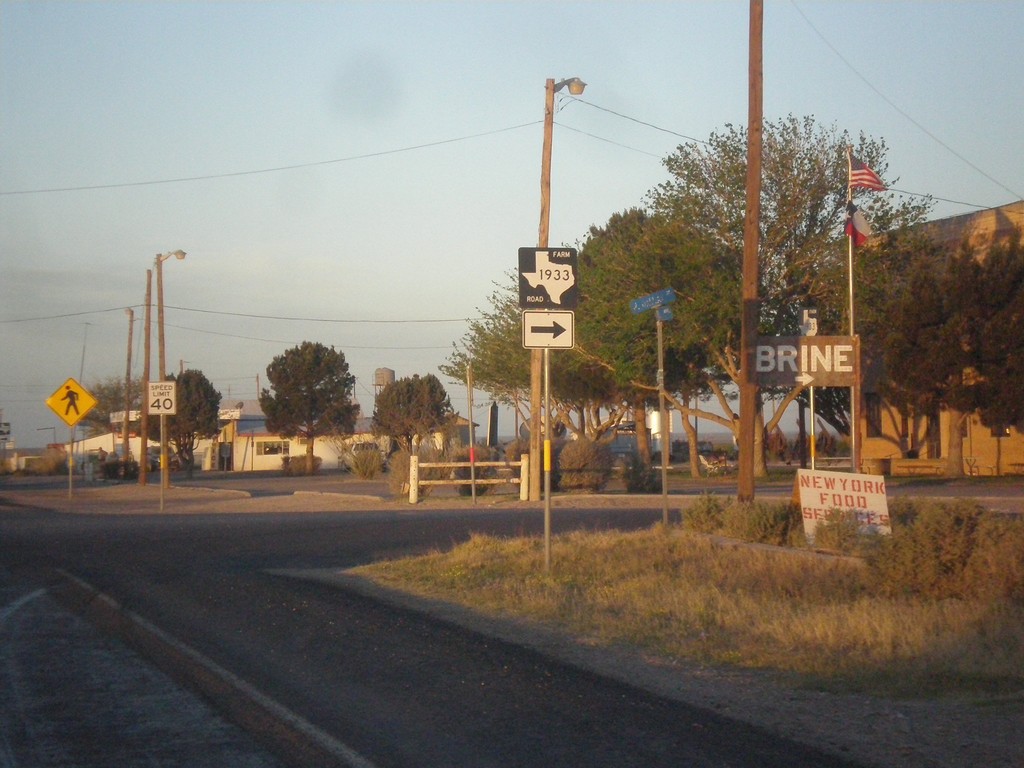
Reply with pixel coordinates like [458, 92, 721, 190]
[46, 377, 98, 427]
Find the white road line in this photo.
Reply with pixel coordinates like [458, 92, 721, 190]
[0, 588, 46, 627]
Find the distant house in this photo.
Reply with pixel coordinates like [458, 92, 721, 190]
[214, 401, 387, 472]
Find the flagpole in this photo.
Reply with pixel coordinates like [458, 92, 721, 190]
[846, 147, 859, 472]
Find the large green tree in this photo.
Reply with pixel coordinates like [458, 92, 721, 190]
[372, 374, 454, 452]
[259, 342, 358, 475]
[884, 231, 1024, 473]
[646, 115, 931, 462]
[167, 369, 221, 477]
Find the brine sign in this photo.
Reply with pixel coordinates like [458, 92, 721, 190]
[148, 381, 177, 416]
[754, 335, 859, 388]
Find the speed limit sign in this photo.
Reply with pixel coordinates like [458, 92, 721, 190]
[148, 381, 177, 415]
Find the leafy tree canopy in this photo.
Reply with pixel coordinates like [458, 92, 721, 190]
[167, 369, 221, 472]
[81, 375, 143, 437]
[259, 342, 358, 473]
[372, 373, 454, 452]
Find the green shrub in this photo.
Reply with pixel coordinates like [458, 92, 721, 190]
[452, 445, 497, 496]
[965, 514, 1024, 602]
[387, 445, 449, 499]
[721, 500, 802, 547]
[812, 508, 863, 554]
[387, 450, 413, 497]
[348, 447, 385, 479]
[25, 448, 67, 476]
[503, 438, 529, 462]
[867, 499, 1024, 602]
[281, 455, 322, 476]
[682, 493, 725, 533]
[557, 438, 612, 493]
[621, 452, 659, 493]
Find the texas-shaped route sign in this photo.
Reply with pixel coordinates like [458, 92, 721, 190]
[518, 247, 579, 309]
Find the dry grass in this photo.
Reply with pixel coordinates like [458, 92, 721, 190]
[353, 527, 1024, 698]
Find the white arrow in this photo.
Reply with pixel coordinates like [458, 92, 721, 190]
[796, 372, 815, 387]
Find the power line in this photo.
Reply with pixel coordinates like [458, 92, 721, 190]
[164, 322, 453, 350]
[573, 99, 710, 146]
[0, 122, 541, 196]
[791, 0, 1023, 202]
[164, 305, 470, 324]
[1, 305, 473, 325]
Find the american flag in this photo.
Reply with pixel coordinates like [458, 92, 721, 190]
[849, 155, 886, 191]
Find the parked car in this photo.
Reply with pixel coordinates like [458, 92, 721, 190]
[146, 447, 180, 472]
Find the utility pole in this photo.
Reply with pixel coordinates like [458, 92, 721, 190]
[139, 270, 152, 486]
[123, 308, 134, 463]
[738, 0, 763, 502]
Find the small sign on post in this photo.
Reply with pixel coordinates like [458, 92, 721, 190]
[795, 469, 891, 543]
[522, 310, 575, 349]
[518, 247, 579, 309]
[148, 381, 177, 416]
[45, 378, 97, 427]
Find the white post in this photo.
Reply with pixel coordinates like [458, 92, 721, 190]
[408, 454, 419, 504]
[519, 454, 530, 501]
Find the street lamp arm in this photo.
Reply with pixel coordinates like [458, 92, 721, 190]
[553, 77, 586, 95]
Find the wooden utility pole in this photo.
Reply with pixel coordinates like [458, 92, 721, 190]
[738, 0, 763, 502]
[122, 308, 134, 463]
[139, 270, 152, 486]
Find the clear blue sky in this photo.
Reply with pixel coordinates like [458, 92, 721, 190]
[2, 1, 1022, 448]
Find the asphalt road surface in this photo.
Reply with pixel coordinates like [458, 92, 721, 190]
[0, 493, 867, 768]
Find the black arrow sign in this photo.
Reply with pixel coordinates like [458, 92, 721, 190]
[530, 320, 566, 338]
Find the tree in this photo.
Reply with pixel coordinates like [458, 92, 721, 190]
[646, 116, 931, 470]
[442, 274, 530, 418]
[259, 342, 358, 475]
[82, 375, 142, 438]
[372, 374, 454, 452]
[884, 230, 1024, 473]
[167, 369, 221, 477]
[973, 234, 1024, 429]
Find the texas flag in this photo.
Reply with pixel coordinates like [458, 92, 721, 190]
[845, 202, 871, 246]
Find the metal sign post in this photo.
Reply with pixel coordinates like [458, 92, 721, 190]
[148, 381, 177, 511]
[45, 378, 98, 506]
[519, 247, 579, 572]
[630, 289, 676, 526]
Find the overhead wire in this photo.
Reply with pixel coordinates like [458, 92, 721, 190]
[0, 122, 541, 196]
[790, 0, 1023, 203]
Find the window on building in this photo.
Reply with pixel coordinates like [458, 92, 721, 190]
[865, 393, 882, 438]
[257, 440, 289, 456]
[926, 414, 941, 458]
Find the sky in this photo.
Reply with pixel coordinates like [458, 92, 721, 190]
[2, 1, 1022, 450]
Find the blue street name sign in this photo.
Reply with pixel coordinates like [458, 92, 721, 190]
[630, 287, 676, 315]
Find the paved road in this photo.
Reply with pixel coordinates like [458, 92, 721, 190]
[2, 471, 1021, 767]
[0, 479, 870, 768]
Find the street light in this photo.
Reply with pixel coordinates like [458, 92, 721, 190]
[156, 249, 185, 492]
[531, 76, 585, 505]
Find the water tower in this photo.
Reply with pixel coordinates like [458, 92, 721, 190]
[373, 368, 395, 403]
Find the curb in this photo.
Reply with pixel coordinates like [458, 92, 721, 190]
[49, 570, 378, 768]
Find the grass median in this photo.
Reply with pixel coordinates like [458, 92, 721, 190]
[352, 525, 1024, 699]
